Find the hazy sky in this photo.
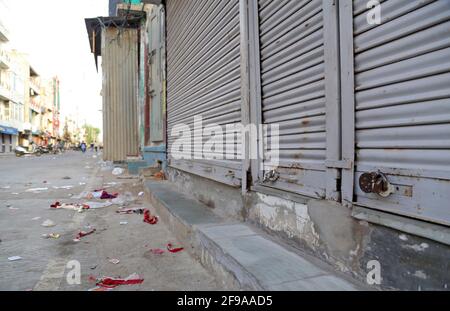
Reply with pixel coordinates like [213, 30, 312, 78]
[0, 0, 108, 129]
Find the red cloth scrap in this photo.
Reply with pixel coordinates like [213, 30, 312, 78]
[96, 275, 144, 289]
[143, 209, 158, 225]
[167, 243, 184, 253]
[75, 229, 96, 240]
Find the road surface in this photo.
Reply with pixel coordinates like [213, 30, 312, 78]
[0, 151, 222, 291]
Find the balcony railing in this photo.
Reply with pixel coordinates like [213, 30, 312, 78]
[0, 49, 10, 69]
[29, 78, 41, 95]
[0, 82, 11, 101]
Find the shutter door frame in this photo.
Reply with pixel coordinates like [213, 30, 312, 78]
[254, 0, 341, 200]
[166, 0, 242, 188]
[341, 0, 450, 226]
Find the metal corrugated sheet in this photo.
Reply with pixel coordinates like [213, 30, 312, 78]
[259, 0, 327, 198]
[149, 6, 165, 143]
[102, 27, 139, 162]
[166, 0, 242, 187]
[353, 0, 450, 225]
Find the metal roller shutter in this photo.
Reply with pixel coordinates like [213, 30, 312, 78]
[258, 0, 328, 199]
[351, 0, 450, 225]
[166, 0, 242, 187]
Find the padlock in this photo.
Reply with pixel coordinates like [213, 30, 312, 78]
[359, 171, 394, 198]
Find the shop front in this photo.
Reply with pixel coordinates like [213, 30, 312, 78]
[0, 125, 18, 153]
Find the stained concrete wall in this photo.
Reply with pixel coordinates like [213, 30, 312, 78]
[167, 167, 244, 222]
[168, 167, 450, 290]
[246, 192, 450, 291]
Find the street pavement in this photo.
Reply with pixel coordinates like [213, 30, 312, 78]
[0, 151, 222, 291]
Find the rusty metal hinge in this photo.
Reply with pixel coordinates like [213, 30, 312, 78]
[263, 169, 280, 183]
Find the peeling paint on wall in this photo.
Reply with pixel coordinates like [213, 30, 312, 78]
[252, 193, 320, 250]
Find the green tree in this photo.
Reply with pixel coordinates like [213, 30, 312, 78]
[63, 123, 72, 143]
[83, 125, 100, 145]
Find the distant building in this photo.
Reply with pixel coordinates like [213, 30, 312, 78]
[0, 19, 16, 153]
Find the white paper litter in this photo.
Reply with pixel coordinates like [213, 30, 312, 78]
[108, 258, 120, 265]
[85, 202, 113, 209]
[8, 256, 22, 261]
[112, 168, 124, 176]
[26, 188, 48, 193]
[41, 219, 56, 227]
[53, 186, 74, 190]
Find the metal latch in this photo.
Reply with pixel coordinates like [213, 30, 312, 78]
[359, 171, 394, 198]
[263, 169, 280, 183]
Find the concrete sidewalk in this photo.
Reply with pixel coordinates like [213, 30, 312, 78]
[144, 180, 365, 291]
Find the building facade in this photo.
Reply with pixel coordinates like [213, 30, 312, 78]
[0, 19, 16, 153]
[0, 30, 61, 153]
[100, 0, 450, 290]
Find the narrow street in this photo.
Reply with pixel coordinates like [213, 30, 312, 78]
[0, 152, 222, 291]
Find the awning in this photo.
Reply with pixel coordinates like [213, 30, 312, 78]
[0, 125, 18, 135]
[84, 16, 143, 71]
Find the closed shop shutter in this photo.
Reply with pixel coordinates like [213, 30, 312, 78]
[166, 0, 242, 187]
[350, 0, 450, 225]
[258, 0, 329, 199]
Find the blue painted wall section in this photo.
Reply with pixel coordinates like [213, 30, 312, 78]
[143, 145, 167, 169]
[127, 145, 166, 175]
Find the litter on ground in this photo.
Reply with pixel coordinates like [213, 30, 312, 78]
[86, 190, 118, 200]
[50, 201, 112, 211]
[120, 221, 128, 225]
[74, 229, 96, 242]
[112, 168, 125, 176]
[52, 186, 74, 190]
[167, 243, 184, 253]
[143, 209, 158, 225]
[51, 202, 90, 212]
[116, 208, 144, 215]
[8, 256, 22, 261]
[42, 233, 60, 239]
[153, 171, 165, 180]
[108, 258, 120, 265]
[94, 273, 144, 289]
[26, 188, 48, 193]
[85, 201, 113, 209]
[41, 219, 56, 227]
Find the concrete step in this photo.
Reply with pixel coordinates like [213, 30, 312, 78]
[144, 180, 364, 291]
